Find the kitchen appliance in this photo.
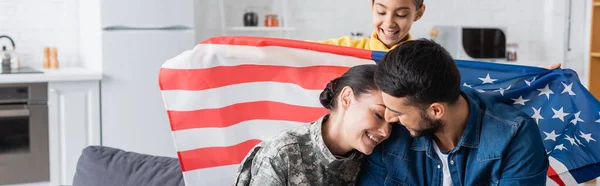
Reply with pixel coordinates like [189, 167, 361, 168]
[100, 0, 195, 157]
[0, 82, 49, 185]
[432, 26, 507, 62]
[243, 8, 258, 26]
[0, 35, 19, 69]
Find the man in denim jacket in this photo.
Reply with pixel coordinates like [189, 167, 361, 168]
[358, 39, 549, 186]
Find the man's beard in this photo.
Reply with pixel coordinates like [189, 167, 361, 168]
[410, 110, 445, 138]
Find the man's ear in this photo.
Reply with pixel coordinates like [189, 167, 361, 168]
[427, 102, 445, 119]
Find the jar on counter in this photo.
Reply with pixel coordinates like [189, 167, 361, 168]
[506, 43, 518, 62]
[243, 8, 258, 27]
[264, 14, 279, 27]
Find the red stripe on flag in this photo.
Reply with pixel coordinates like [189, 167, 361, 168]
[168, 101, 327, 131]
[547, 166, 566, 186]
[178, 139, 261, 171]
[159, 65, 349, 91]
[200, 36, 373, 61]
[160, 65, 349, 90]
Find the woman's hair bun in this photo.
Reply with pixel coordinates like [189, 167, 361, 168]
[319, 78, 338, 109]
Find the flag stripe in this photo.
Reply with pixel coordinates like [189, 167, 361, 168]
[159, 65, 350, 91]
[161, 82, 324, 111]
[200, 36, 373, 60]
[549, 156, 578, 185]
[168, 101, 325, 131]
[173, 120, 307, 151]
[160, 44, 373, 70]
[178, 140, 261, 171]
[548, 166, 566, 186]
[182, 164, 240, 186]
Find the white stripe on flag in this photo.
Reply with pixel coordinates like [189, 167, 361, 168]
[161, 82, 322, 111]
[549, 156, 578, 185]
[173, 120, 305, 151]
[546, 177, 560, 186]
[183, 164, 239, 186]
[161, 44, 372, 69]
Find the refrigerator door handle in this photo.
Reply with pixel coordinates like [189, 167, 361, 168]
[103, 25, 193, 31]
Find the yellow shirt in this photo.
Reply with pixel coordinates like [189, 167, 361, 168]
[315, 31, 412, 52]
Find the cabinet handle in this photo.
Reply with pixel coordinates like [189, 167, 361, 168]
[0, 108, 29, 117]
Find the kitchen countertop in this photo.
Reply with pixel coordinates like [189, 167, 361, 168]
[0, 67, 102, 84]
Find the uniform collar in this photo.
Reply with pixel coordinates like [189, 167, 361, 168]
[311, 115, 362, 169]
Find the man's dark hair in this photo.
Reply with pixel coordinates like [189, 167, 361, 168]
[374, 39, 461, 107]
[372, 0, 424, 9]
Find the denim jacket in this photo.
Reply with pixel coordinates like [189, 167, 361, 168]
[358, 88, 549, 186]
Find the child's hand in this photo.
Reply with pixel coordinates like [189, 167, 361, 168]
[542, 63, 561, 70]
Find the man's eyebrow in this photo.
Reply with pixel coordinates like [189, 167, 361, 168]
[385, 106, 402, 114]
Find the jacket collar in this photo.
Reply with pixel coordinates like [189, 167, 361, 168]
[411, 89, 483, 152]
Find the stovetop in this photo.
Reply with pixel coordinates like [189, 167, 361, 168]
[0, 67, 43, 74]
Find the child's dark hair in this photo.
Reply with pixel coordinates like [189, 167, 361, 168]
[319, 64, 378, 110]
[372, 0, 424, 9]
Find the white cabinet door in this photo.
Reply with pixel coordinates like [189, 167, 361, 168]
[48, 81, 101, 186]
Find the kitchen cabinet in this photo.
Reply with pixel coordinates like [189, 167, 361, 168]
[47, 80, 101, 186]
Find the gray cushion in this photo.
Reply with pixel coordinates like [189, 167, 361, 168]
[72, 146, 184, 186]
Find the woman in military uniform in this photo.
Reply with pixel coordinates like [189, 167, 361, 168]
[234, 64, 391, 185]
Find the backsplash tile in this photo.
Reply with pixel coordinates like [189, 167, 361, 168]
[0, 0, 79, 70]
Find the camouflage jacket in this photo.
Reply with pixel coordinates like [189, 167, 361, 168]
[234, 115, 364, 186]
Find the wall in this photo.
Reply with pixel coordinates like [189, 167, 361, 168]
[196, 0, 587, 81]
[0, 0, 80, 70]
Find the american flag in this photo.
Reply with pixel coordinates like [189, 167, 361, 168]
[159, 36, 600, 186]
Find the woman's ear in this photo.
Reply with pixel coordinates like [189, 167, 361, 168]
[339, 86, 354, 109]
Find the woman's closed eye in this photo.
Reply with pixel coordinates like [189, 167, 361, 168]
[374, 112, 385, 120]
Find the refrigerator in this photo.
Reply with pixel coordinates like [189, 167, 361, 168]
[100, 0, 196, 157]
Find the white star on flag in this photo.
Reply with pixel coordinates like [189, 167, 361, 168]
[565, 135, 578, 146]
[579, 131, 597, 143]
[479, 73, 497, 84]
[525, 77, 537, 86]
[493, 85, 511, 96]
[544, 130, 561, 141]
[537, 84, 554, 100]
[561, 82, 576, 96]
[575, 136, 585, 146]
[596, 112, 600, 123]
[570, 111, 584, 125]
[554, 144, 568, 151]
[551, 107, 570, 122]
[463, 83, 472, 88]
[511, 96, 530, 105]
[475, 89, 485, 93]
[531, 107, 544, 124]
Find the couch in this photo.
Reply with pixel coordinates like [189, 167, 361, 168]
[72, 146, 184, 186]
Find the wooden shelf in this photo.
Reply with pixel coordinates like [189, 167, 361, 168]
[227, 27, 296, 31]
[590, 1, 600, 99]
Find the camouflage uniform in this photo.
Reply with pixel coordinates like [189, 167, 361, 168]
[234, 115, 364, 186]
